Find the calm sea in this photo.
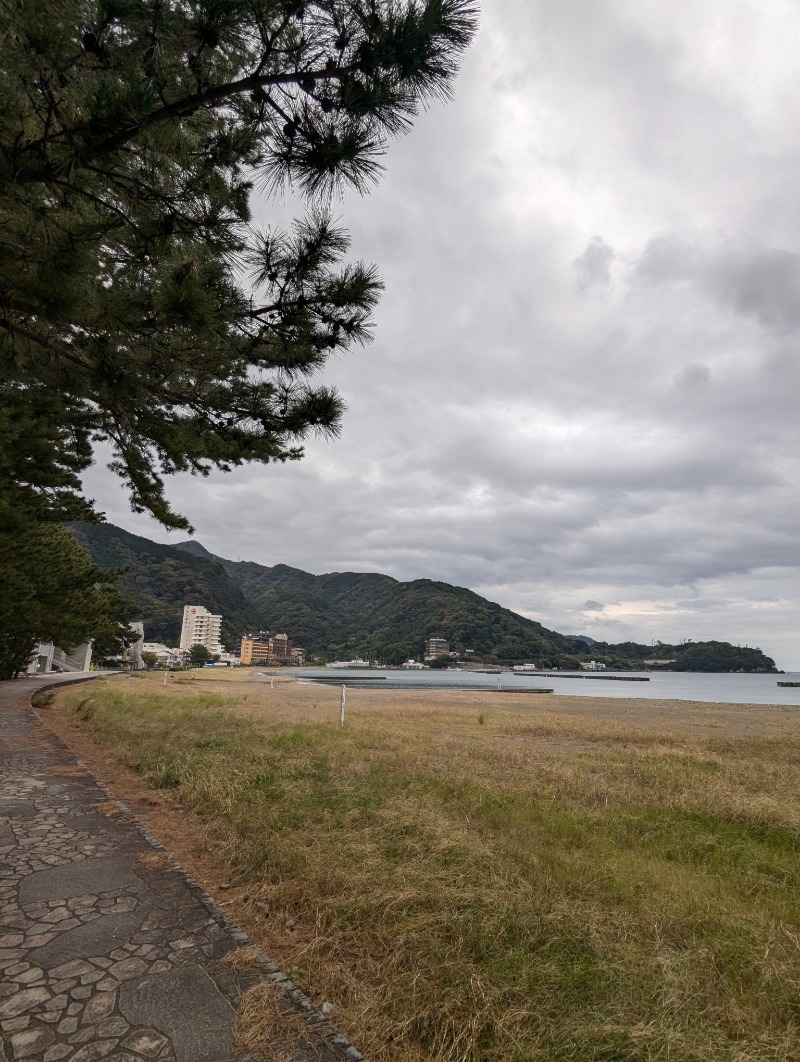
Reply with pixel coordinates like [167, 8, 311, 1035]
[293, 668, 800, 707]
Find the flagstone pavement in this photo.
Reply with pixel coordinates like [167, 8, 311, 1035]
[0, 675, 365, 1062]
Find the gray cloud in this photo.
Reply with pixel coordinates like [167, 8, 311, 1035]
[83, 0, 800, 669]
[634, 236, 800, 334]
[672, 363, 711, 392]
[574, 237, 615, 290]
[710, 248, 800, 333]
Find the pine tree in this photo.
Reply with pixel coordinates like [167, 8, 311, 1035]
[188, 643, 213, 666]
[0, 515, 138, 679]
[0, 0, 477, 530]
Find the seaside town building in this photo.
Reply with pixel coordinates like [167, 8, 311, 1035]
[26, 641, 94, 676]
[239, 633, 303, 665]
[26, 621, 146, 675]
[239, 634, 271, 665]
[142, 642, 188, 667]
[269, 633, 292, 662]
[179, 605, 223, 655]
[424, 636, 450, 660]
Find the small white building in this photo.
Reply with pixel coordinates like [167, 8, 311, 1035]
[179, 605, 223, 655]
[141, 642, 188, 667]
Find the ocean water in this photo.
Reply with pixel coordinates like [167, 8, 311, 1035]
[293, 668, 800, 707]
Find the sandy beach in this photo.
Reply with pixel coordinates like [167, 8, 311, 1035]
[162, 671, 800, 739]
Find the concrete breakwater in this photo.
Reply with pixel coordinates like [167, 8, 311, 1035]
[516, 673, 650, 682]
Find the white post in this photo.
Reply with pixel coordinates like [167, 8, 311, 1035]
[163, 670, 168, 687]
[497, 675, 501, 690]
[340, 685, 346, 726]
[271, 677, 274, 689]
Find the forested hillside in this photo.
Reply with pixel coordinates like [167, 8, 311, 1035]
[585, 638, 777, 672]
[68, 524, 778, 671]
[68, 524, 257, 645]
[175, 541, 583, 663]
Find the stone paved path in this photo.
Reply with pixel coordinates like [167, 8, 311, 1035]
[1, 677, 364, 1062]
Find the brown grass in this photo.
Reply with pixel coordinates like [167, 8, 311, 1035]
[92, 799, 122, 816]
[47, 764, 89, 777]
[53, 673, 800, 1062]
[235, 980, 336, 1061]
[135, 850, 172, 869]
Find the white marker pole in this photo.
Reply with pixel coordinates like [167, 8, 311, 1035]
[340, 685, 346, 726]
[163, 670, 168, 687]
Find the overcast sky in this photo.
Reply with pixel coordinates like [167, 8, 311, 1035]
[85, 0, 800, 669]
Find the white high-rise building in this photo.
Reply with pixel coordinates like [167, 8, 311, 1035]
[180, 605, 223, 654]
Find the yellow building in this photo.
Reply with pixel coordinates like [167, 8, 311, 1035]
[239, 633, 295, 665]
[239, 637, 271, 665]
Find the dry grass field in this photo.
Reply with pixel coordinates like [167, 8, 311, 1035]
[52, 672, 800, 1061]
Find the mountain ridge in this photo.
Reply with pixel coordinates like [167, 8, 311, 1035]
[172, 538, 581, 663]
[67, 523, 778, 671]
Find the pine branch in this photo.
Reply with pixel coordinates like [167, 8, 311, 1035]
[13, 67, 354, 181]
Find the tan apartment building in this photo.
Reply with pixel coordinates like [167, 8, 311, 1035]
[424, 636, 450, 660]
[269, 633, 291, 661]
[239, 633, 297, 665]
[239, 637, 271, 665]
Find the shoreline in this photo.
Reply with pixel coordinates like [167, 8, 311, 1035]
[165, 670, 800, 740]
